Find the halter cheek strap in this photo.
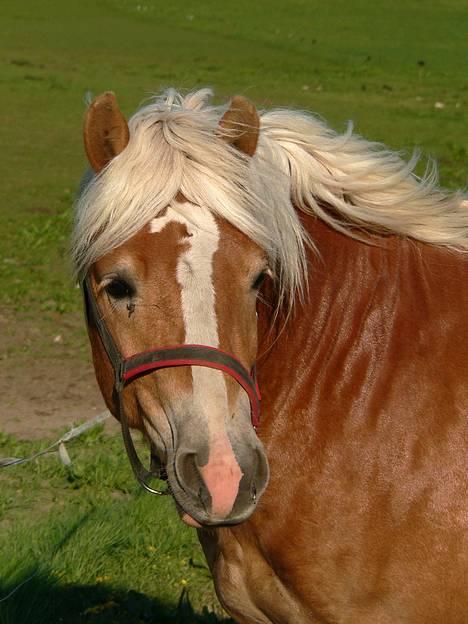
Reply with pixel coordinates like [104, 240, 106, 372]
[82, 277, 261, 495]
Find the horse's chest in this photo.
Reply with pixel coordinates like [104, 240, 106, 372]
[198, 528, 313, 624]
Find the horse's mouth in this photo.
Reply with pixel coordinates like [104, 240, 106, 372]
[171, 485, 262, 528]
[173, 499, 245, 529]
[175, 502, 203, 528]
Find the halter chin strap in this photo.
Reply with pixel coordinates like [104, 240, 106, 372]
[82, 276, 261, 495]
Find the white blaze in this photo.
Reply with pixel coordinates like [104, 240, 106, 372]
[151, 204, 243, 518]
[150, 204, 229, 429]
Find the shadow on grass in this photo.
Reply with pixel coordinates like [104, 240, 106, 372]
[0, 511, 233, 624]
[0, 572, 234, 624]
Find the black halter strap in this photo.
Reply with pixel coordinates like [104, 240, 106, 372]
[82, 276, 261, 496]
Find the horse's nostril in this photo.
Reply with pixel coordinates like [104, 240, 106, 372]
[176, 451, 200, 494]
[175, 450, 214, 514]
[251, 483, 257, 503]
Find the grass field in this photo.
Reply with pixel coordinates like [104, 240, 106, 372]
[0, 1, 466, 622]
[0, 426, 232, 623]
[1, 0, 466, 315]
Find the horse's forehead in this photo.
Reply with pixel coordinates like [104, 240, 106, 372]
[146, 207, 263, 273]
[150, 206, 260, 261]
[150, 205, 219, 238]
[99, 204, 259, 274]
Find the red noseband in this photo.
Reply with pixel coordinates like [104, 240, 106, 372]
[122, 344, 260, 428]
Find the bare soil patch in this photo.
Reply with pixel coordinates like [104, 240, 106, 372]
[0, 310, 118, 439]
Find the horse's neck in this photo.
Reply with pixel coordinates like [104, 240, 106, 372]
[257, 213, 466, 434]
[257, 214, 403, 383]
[231, 217, 466, 624]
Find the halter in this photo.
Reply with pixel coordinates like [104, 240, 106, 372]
[82, 277, 261, 495]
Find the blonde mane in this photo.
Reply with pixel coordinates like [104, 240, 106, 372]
[73, 88, 467, 304]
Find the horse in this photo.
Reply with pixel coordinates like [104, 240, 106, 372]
[73, 88, 467, 623]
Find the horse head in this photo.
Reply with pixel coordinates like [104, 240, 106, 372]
[77, 91, 270, 527]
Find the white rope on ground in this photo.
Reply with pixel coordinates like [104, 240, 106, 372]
[0, 411, 110, 468]
[0, 571, 40, 604]
[0, 410, 112, 604]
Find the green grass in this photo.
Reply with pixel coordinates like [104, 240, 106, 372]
[1, 0, 466, 315]
[0, 427, 232, 623]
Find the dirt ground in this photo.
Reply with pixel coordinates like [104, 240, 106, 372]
[0, 310, 119, 439]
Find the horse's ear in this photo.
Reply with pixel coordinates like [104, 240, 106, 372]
[218, 96, 259, 157]
[83, 91, 130, 173]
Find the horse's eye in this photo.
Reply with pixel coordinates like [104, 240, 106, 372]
[252, 270, 267, 291]
[105, 279, 134, 300]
